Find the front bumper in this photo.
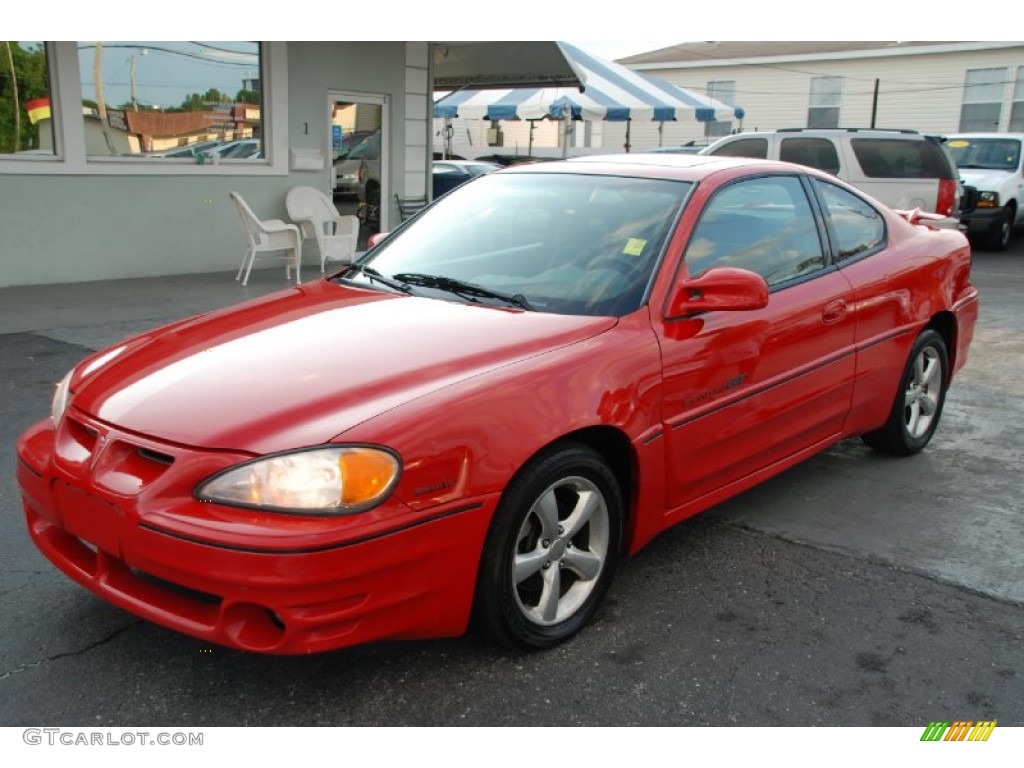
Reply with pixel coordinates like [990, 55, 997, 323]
[17, 413, 496, 654]
[959, 205, 1007, 235]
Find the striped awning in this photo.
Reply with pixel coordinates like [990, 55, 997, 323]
[434, 42, 744, 123]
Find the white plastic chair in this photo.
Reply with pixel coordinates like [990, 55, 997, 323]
[285, 186, 359, 272]
[229, 191, 303, 286]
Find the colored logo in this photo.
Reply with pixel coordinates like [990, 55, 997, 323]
[921, 721, 996, 742]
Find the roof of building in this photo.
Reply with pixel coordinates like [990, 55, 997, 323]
[619, 41, 1009, 66]
[124, 110, 229, 138]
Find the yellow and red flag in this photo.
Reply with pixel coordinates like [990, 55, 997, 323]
[25, 98, 51, 125]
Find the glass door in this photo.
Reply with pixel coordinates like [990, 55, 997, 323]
[328, 92, 387, 243]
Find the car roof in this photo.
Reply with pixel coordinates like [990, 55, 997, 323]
[434, 159, 497, 167]
[500, 152, 810, 182]
[946, 132, 1024, 140]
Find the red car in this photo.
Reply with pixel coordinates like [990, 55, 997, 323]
[17, 155, 979, 654]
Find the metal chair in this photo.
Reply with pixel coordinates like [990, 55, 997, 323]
[395, 194, 429, 222]
[285, 186, 359, 272]
[229, 192, 302, 286]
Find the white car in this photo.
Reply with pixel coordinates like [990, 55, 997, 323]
[700, 129, 961, 223]
[945, 133, 1024, 250]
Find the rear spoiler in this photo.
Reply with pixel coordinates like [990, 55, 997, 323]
[894, 208, 960, 230]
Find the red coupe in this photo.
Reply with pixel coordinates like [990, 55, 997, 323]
[17, 155, 979, 654]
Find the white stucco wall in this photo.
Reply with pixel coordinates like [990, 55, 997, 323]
[0, 41, 423, 288]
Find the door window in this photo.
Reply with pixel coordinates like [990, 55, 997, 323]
[780, 137, 840, 175]
[708, 137, 768, 159]
[684, 175, 825, 287]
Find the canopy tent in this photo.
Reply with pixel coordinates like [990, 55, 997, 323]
[432, 42, 586, 90]
[434, 42, 744, 140]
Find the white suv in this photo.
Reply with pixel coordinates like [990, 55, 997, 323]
[945, 133, 1023, 250]
[700, 129, 961, 221]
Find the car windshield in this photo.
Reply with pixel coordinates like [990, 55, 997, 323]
[345, 172, 692, 317]
[947, 138, 1021, 171]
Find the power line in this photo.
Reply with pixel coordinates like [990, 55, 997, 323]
[76, 43, 255, 67]
[640, 43, 1022, 88]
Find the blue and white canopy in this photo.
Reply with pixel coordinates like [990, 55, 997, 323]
[434, 42, 744, 123]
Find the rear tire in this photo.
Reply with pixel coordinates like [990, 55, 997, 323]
[862, 329, 949, 455]
[472, 442, 622, 650]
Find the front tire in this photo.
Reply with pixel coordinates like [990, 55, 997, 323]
[985, 208, 1013, 251]
[862, 329, 949, 455]
[473, 443, 623, 649]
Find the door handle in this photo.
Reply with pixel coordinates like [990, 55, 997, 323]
[822, 299, 847, 324]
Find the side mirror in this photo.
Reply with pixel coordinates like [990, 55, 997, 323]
[367, 232, 390, 248]
[666, 267, 769, 317]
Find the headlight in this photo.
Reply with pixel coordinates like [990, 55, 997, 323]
[977, 191, 999, 207]
[51, 370, 72, 426]
[196, 445, 401, 515]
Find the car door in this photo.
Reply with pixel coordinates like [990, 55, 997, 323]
[655, 174, 857, 513]
[808, 176, 931, 434]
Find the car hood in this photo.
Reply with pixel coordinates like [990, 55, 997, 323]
[958, 168, 1012, 191]
[70, 281, 616, 454]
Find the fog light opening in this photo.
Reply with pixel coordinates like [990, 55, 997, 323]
[222, 602, 287, 651]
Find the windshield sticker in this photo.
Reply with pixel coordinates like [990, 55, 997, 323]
[623, 238, 647, 257]
[947, 140, 970, 148]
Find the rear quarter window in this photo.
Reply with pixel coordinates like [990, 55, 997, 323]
[813, 179, 886, 261]
[850, 138, 953, 179]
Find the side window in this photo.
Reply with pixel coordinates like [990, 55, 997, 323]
[0, 42, 55, 156]
[76, 41, 263, 159]
[813, 180, 885, 261]
[709, 137, 768, 159]
[850, 138, 951, 179]
[780, 137, 840, 175]
[684, 176, 825, 287]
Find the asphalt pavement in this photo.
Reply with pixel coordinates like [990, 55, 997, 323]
[1, 235, 1022, 727]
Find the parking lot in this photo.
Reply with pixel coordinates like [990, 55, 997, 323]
[1, 233, 1022, 727]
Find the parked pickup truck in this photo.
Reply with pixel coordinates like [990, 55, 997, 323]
[946, 133, 1024, 250]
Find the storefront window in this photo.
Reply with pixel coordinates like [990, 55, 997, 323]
[76, 41, 262, 159]
[0, 41, 55, 156]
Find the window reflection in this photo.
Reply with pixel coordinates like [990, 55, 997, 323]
[0, 41, 55, 156]
[76, 41, 262, 159]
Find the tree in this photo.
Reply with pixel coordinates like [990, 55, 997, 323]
[0, 42, 50, 153]
[235, 88, 260, 105]
[177, 88, 231, 112]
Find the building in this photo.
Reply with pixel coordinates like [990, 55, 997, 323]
[604, 41, 1024, 151]
[0, 41, 579, 288]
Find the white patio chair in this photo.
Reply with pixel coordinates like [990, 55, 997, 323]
[285, 186, 359, 273]
[229, 191, 302, 286]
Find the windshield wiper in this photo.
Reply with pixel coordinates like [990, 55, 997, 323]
[341, 264, 413, 295]
[391, 273, 534, 311]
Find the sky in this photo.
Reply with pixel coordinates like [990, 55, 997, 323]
[15, 0, 1005, 45]
[567, 41, 681, 62]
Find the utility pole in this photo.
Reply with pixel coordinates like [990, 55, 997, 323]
[130, 49, 147, 111]
[93, 41, 117, 154]
[3, 42, 19, 153]
[870, 78, 880, 129]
